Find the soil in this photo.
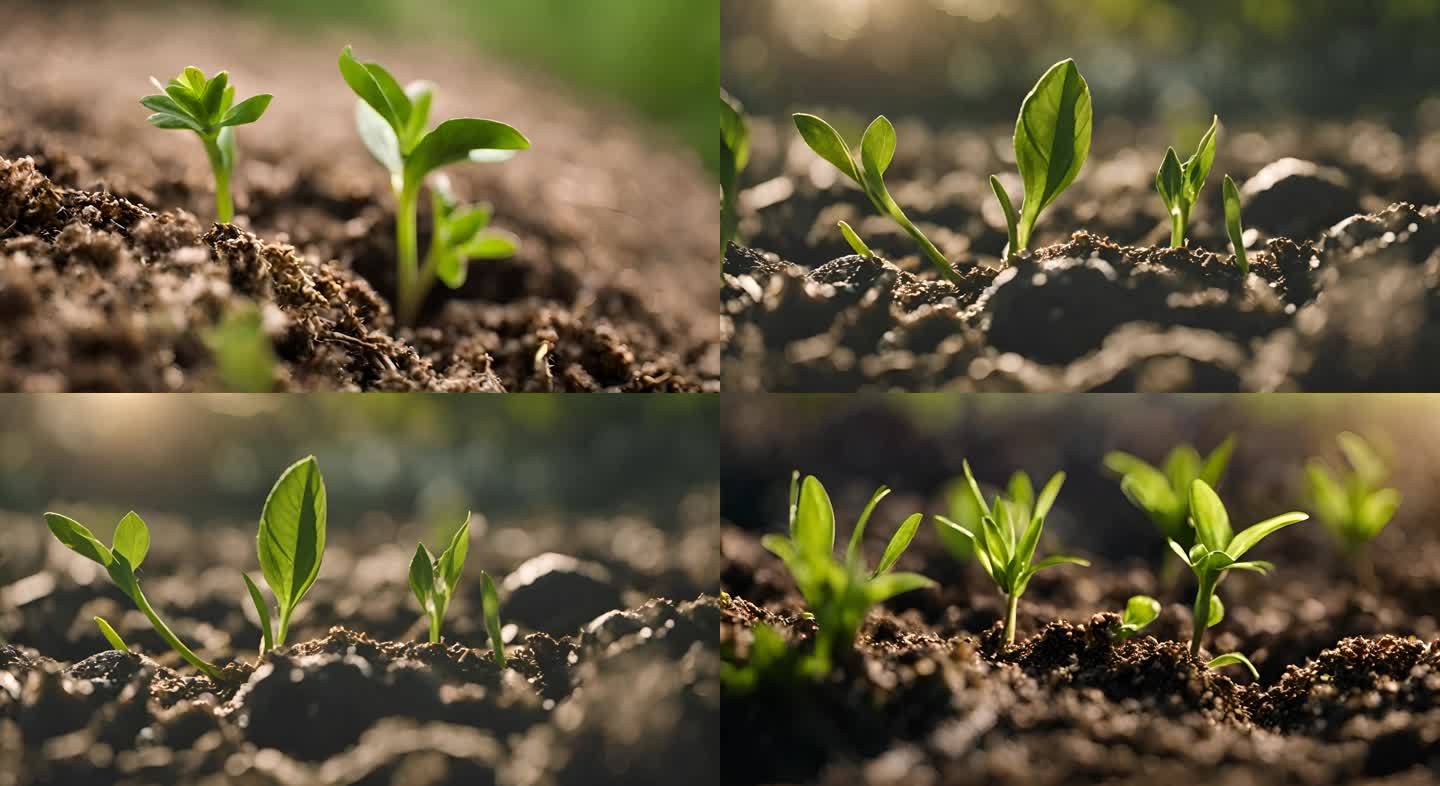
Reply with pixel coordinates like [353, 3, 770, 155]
[0, 486, 721, 785]
[0, 5, 719, 392]
[720, 400, 1440, 785]
[724, 116, 1440, 391]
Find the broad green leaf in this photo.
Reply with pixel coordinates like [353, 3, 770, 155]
[182, 66, 207, 95]
[1359, 488, 1400, 537]
[94, 616, 130, 652]
[860, 116, 896, 177]
[242, 572, 274, 653]
[201, 71, 229, 122]
[112, 511, 150, 569]
[409, 543, 435, 608]
[1182, 116, 1218, 203]
[340, 47, 403, 131]
[404, 119, 530, 183]
[219, 95, 272, 128]
[873, 513, 922, 576]
[447, 204, 494, 246]
[1222, 175, 1248, 275]
[1156, 147, 1183, 211]
[1123, 595, 1161, 629]
[990, 175, 1019, 255]
[1207, 593, 1225, 627]
[363, 62, 412, 129]
[794, 476, 836, 557]
[793, 113, 860, 183]
[1206, 652, 1258, 679]
[436, 514, 471, 593]
[1120, 470, 1179, 522]
[457, 232, 518, 261]
[481, 570, 507, 667]
[1200, 437, 1235, 487]
[846, 485, 891, 570]
[1013, 59, 1092, 248]
[257, 456, 328, 612]
[356, 99, 403, 175]
[1225, 512, 1308, 560]
[838, 220, 873, 257]
[1189, 480, 1232, 551]
[760, 533, 796, 565]
[45, 513, 113, 567]
[164, 83, 205, 121]
[864, 571, 934, 602]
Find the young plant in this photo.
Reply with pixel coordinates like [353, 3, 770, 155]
[990, 59, 1093, 258]
[1171, 479, 1308, 676]
[721, 622, 821, 693]
[45, 511, 227, 681]
[720, 89, 750, 253]
[792, 113, 959, 283]
[409, 514, 471, 643]
[339, 47, 530, 325]
[480, 570, 507, 668]
[936, 462, 1089, 645]
[1110, 595, 1161, 641]
[1105, 437, 1235, 559]
[761, 472, 933, 669]
[1305, 432, 1401, 559]
[246, 456, 327, 655]
[140, 67, 272, 223]
[1222, 175, 1250, 275]
[426, 175, 519, 291]
[94, 616, 131, 653]
[1155, 116, 1218, 247]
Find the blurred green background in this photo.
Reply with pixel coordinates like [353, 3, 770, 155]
[0, 394, 716, 529]
[200, 0, 720, 171]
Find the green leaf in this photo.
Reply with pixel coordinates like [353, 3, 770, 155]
[864, 571, 934, 603]
[201, 71, 229, 123]
[481, 570, 507, 668]
[1189, 480, 1232, 552]
[1359, 488, 1400, 537]
[1182, 116, 1218, 204]
[219, 95, 272, 128]
[860, 116, 896, 177]
[147, 113, 202, 132]
[457, 232, 519, 260]
[446, 204, 493, 245]
[1120, 469, 1180, 524]
[760, 533, 796, 564]
[404, 119, 530, 183]
[409, 543, 435, 608]
[1225, 512, 1308, 560]
[182, 66, 208, 95]
[794, 475, 836, 558]
[242, 572, 274, 653]
[257, 456, 328, 620]
[793, 113, 860, 183]
[873, 513, 922, 577]
[1206, 652, 1258, 680]
[1306, 461, 1348, 524]
[962, 461, 990, 520]
[165, 83, 206, 122]
[402, 81, 435, 151]
[45, 513, 114, 567]
[1026, 554, 1089, 577]
[364, 61, 413, 130]
[980, 513, 1012, 579]
[1337, 432, 1388, 487]
[94, 616, 130, 653]
[1031, 472, 1064, 525]
[436, 514, 471, 594]
[355, 99, 403, 175]
[1226, 560, 1273, 574]
[1122, 595, 1161, 629]
[112, 511, 150, 569]
[838, 220, 873, 257]
[339, 46, 403, 132]
[1012, 59, 1092, 249]
[720, 89, 750, 172]
[1007, 472, 1035, 523]
[1222, 174, 1248, 276]
[846, 485, 891, 571]
[1163, 446, 1201, 496]
[1156, 147, 1183, 212]
[990, 175, 1019, 257]
[1207, 593, 1225, 627]
[1200, 437, 1235, 488]
[1168, 538, 1193, 566]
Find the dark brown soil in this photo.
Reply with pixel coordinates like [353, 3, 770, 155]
[724, 116, 1440, 391]
[0, 6, 718, 391]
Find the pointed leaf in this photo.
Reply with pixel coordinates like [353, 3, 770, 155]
[112, 511, 150, 569]
[1189, 480, 1232, 551]
[1032, 472, 1064, 525]
[446, 204, 494, 246]
[794, 476, 836, 558]
[1200, 436, 1235, 487]
[339, 46, 403, 131]
[219, 94, 272, 127]
[846, 485, 891, 570]
[873, 513, 922, 576]
[1182, 116, 1218, 203]
[1337, 432, 1388, 487]
[436, 514, 471, 594]
[990, 175, 1019, 254]
[242, 572, 274, 653]
[1122, 595, 1161, 629]
[1168, 538, 1193, 567]
[409, 543, 435, 608]
[201, 71, 229, 123]
[257, 456, 328, 612]
[1013, 59, 1092, 247]
[1206, 652, 1258, 680]
[1225, 512, 1308, 560]
[860, 115, 896, 177]
[864, 571, 934, 603]
[1226, 560, 1273, 575]
[1223, 175, 1248, 275]
[1156, 147, 1183, 211]
[147, 112, 202, 132]
[838, 220, 873, 257]
[95, 616, 130, 653]
[1007, 472, 1035, 523]
[45, 513, 113, 567]
[481, 570, 507, 668]
[182, 66, 207, 94]
[1026, 554, 1090, 576]
[961, 461, 990, 519]
[1207, 594, 1225, 627]
[405, 119, 530, 183]
[165, 83, 205, 121]
[793, 113, 860, 183]
[1359, 488, 1400, 537]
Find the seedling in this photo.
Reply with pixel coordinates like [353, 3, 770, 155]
[141, 67, 272, 223]
[761, 472, 934, 669]
[45, 511, 226, 681]
[1110, 595, 1161, 641]
[936, 462, 1089, 645]
[246, 456, 327, 655]
[339, 47, 530, 325]
[792, 114, 958, 282]
[1154, 116, 1218, 247]
[837, 220, 873, 258]
[94, 616, 131, 653]
[721, 623, 820, 693]
[1305, 432, 1401, 559]
[720, 89, 749, 253]
[480, 570, 507, 668]
[1105, 437, 1235, 563]
[426, 175, 520, 291]
[990, 59, 1093, 258]
[1223, 175, 1250, 275]
[1171, 479, 1307, 676]
[409, 514, 471, 643]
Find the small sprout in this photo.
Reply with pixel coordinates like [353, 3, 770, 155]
[426, 175, 519, 290]
[1223, 174, 1250, 276]
[1206, 651, 1259, 679]
[205, 303, 278, 393]
[721, 622, 825, 693]
[792, 114, 958, 282]
[46, 511, 225, 681]
[94, 616, 131, 653]
[761, 472, 934, 669]
[1305, 432, 1401, 558]
[720, 89, 750, 253]
[1171, 479, 1307, 666]
[339, 46, 530, 325]
[837, 220, 873, 257]
[990, 59, 1093, 258]
[1154, 116, 1218, 247]
[409, 514, 472, 643]
[480, 570, 507, 668]
[1110, 595, 1161, 641]
[252, 456, 327, 652]
[141, 67, 271, 223]
[936, 462, 1089, 645]
[1105, 437, 1234, 560]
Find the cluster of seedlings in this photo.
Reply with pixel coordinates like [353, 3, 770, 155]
[141, 49, 528, 325]
[44, 457, 507, 682]
[725, 433, 1400, 688]
[721, 59, 1259, 279]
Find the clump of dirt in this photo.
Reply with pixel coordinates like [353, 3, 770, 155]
[0, 6, 717, 392]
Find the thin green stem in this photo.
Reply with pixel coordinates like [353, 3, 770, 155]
[276, 606, 291, 648]
[202, 136, 234, 224]
[394, 179, 423, 326]
[130, 587, 225, 681]
[1004, 592, 1019, 645]
[862, 190, 960, 284]
[1190, 574, 1214, 658]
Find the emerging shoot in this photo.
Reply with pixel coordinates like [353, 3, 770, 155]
[95, 616, 131, 653]
[141, 67, 271, 223]
[1305, 432, 1401, 560]
[1110, 595, 1161, 641]
[1155, 116, 1218, 247]
[250, 456, 327, 654]
[481, 570, 507, 668]
[720, 89, 750, 253]
[1223, 174, 1250, 275]
[409, 514, 472, 643]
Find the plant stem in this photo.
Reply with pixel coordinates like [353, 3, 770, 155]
[394, 179, 423, 326]
[130, 587, 225, 681]
[1004, 593, 1019, 645]
[1190, 574, 1214, 658]
[202, 136, 234, 224]
[276, 607, 291, 648]
[429, 610, 442, 643]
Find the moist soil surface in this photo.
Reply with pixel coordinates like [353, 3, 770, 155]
[720, 401, 1440, 785]
[724, 116, 1440, 391]
[0, 486, 720, 785]
[0, 6, 718, 392]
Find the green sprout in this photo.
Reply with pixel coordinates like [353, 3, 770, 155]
[761, 472, 933, 669]
[45, 511, 226, 681]
[1154, 116, 1218, 247]
[339, 46, 530, 326]
[720, 89, 750, 253]
[94, 616, 131, 653]
[1305, 432, 1401, 559]
[990, 59, 1093, 259]
[1222, 174, 1250, 276]
[245, 456, 327, 655]
[1170, 479, 1308, 676]
[480, 570, 507, 668]
[837, 220, 873, 258]
[936, 462, 1089, 645]
[1105, 437, 1235, 564]
[141, 67, 272, 224]
[426, 175, 520, 291]
[1110, 595, 1161, 641]
[721, 622, 817, 693]
[409, 514, 471, 643]
[792, 114, 958, 283]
